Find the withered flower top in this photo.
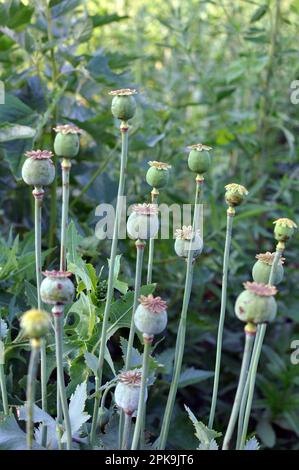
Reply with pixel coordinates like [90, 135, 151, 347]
[131, 203, 159, 215]
[273, 218, 297, 229]
[243, 281, 277, 297]
[139, 294, 167, 313]
[187, 143, 212, 152]
[148, 161, 172, 170]
[225, 183, 248, 195]
[25, 150, 54, 160]
[42, 270, 72, 278]
[175, 225, 200, 240]
[255, 252, 285, 266]
[108, 88, 138, 96]
[118, 369, 142, 386]
[53, 124, 82, 135]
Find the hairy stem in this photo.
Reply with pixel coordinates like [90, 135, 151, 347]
[158, 177, 202, 450]
[53, 308, 72, 450]
[90, 124, 129, 446]
[26, 340, 40, 450]
[131, 339, 151, 450]
[209, 208, 235, 429]
[222, 328, 255, 449]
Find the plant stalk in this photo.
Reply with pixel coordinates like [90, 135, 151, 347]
[26, 339, 40, 450]
[0, 362, 9, 415]
[209, 206, 235, 429]
[122, 413, 132, 450]
[60, 159, 71, 272]
[53, 306, 72, 450]
[90, 123, 129, 446]
[222, 326, 255, 449]
[158, 176, 202, 450]
[131, 337, 151, 450]
[146, 188, 159, 284]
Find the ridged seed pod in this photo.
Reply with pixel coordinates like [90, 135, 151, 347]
[22, 150, 55, 187]
[225, 183, 248, 207]
[109, 89, 137, 121]
[40, 271, 75, 305]
[127, 203, 159, 240]
[252, 252, 284, 285]
[134, 295, 167, 337]
[174, 225, 203, 259]
[273, 218, 297, 242]
[20, 308, 51, 339]
[235, 282, 277, 324]
[114, 369, 147, 416]
[53, 124, 81, 158]
[187, 144, 212, 174]
[146, 161, 171, 189]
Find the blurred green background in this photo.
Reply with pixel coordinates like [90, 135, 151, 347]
[0, 0, 299, 449]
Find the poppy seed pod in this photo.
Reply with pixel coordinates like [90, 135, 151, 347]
[40, 271, 75, 305]
[174, 225, 203, 259]
[20, 308, 51, 339]
[273, 218, 297, 242]
[225, 183, 248, 207]
[53, 124, 81, 158]
[235, 282, 277, 324]
[22, 150, 55, 187]
[252, 252, 284, 285]
[109, 89, 137, 121]
[187, 144, 212, 174]
[114, 369, 148, 416]
[146, 161, 171, 189]
[134, 295, 168, 337]
[127, 203, 159, 240]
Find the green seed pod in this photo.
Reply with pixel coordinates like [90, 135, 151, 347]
[22, 150, 55, 187]
[187, 143, 212, 174]
[97, 407, 110, 429]
[20, 308, 51, 339]
[225, 183, 248, 207]
[127, 203, 159, 240]
[273, 218, 297, 242]
[114, 370, 147, 416]
[252, 252, 284, 285]
[174, 225, 203, 259]
[40, 270, 75, 305]
[134, 295, 167, 336]
[53, 124, 81, 158]
[146, 161, 171, 189]
[235, 282, 277, 324]
[109, 89, 137, 121]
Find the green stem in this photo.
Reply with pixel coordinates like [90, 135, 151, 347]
[131, 339, 151, 450]
[119, 240, 145, 447]
[33, 188, 48, 448]
[146, 189, 159, 284]
[0, 363, 9, 415]
[122, 414, 132, 450]
[53, 308, 72, 450]
[209, 208, 235, 429]
[158, 178, 202, 450]
[222, 329, 255, 449]
[90, 125, 129, 446]
[60, 159, 71, 271]
[238, 248, 282, 448]
[26, 341, 40, 450]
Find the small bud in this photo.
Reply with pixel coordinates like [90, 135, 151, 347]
[224, 183, 248, 207]
[252, 252, 284, 285]
[235, 281, 277, 324]
[109, 89, 137, 121]
[20, 308, 50, 339]
[187, 144, 212, 175]
[114, 369, 147, 415]
[97, 406, 110, 429]
[273, 218, 297, 242]
[53, 124, 82, 158]
[127, 203, 159, 240]
[146, 161, 171, 189]
[22, 150, 55, 187]
[174, 225, 203, 259]
[134, 294, 167, 337]
[40, 270, 75, 305]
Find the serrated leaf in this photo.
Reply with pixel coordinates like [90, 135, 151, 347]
[244, 436, 260, 450]
[62, 382, 90, 443]
[0, 414, 42, 450]
[185, 405, 221, 448]
[198, 438, 218, 450]
[84, 351, 98, 375]
[178, 368, 214, 388]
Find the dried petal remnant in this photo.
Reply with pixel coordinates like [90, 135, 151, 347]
[243, 281, 277, 297]
[118, 369, 142, 386]
[53, 124, 82, 135]
[139, 294, 167, 314]
[25, 150, 54, 160]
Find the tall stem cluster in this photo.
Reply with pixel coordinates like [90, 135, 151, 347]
[147, 188, 159, 285]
